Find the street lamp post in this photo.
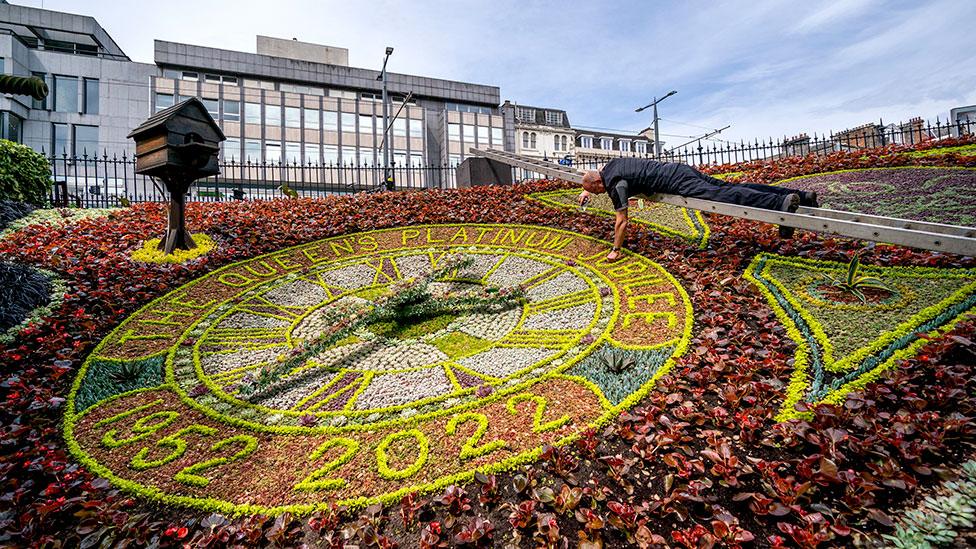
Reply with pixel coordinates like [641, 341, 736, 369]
[635, 90, 677, 159]
[378, 47, 394, 190]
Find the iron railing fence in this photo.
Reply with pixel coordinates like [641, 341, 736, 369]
[568, 116, 976, 172]
[48, 116, 975, 207]
[48, 154, 461, 208]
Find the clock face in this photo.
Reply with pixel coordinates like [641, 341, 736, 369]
[65, 224, 692, 514]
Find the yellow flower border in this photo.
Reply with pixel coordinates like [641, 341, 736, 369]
[130, 234, 216, 264]
[744, 252, 976, 421]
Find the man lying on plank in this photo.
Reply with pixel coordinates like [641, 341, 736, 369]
[578, 158, 818, 260]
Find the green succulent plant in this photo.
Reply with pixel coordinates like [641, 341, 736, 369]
[820, 252, 892, 303]
[597, 347, 637, 374]
[108, 360, 145, 384]
[924, 495, 976, 528]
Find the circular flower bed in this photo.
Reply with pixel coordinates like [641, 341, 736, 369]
[776, 167, 976, 226]
[65, 224, 692, 513]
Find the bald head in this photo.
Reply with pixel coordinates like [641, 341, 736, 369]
[582, 171, 604, 194]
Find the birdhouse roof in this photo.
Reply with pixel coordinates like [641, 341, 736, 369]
[127, 97, 225, 141]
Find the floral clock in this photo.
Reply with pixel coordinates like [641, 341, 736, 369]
[65, 224, 693, 514]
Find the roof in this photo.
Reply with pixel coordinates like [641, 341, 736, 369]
[127, 97, 226, 140]
[511, 103, 571, 128]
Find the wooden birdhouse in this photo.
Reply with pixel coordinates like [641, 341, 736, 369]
[127, 97, 226, 254]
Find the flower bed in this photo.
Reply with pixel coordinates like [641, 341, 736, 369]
[65, 224, 692, 514]
[0, 173, 975, 546]
[776, 167, 976, 226]
[526, 189, 709, 248]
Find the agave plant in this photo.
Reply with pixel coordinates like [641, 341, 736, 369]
[820, 252, 892, 303]
[597, 347, 637, 374]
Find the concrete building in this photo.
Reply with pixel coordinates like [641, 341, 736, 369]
[0, 2, 505, 188]
[500, 101, 574, 163]
[0, 2, 156, 156]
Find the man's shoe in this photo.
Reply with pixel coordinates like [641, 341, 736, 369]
[801, 191, 819, 208]
[779, 193, 800, 238]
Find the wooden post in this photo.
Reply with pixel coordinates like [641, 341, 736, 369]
[158, 178, 196, 254]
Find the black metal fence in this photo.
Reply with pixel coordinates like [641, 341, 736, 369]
[48, 116, 976, 208]
[48, 154, 462, 208]
[568, 116, 976, 172]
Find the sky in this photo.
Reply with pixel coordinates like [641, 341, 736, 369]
[19, 0, 976, 148]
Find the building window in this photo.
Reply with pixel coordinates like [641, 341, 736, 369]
[83, 78, 99, 115]
[522, 132, 529, 148]
[304, 108, 320, 130]
[491, 127, 503, 146]
[530, 132, 537, 148]
[223, 99, 240, 122]
[73, 125, 98, 156]
[223, 138, 240, 161]
[323, 145, 339, 164]
[155, 93, 174, 112]
[323, 111, 338, 131]
[202, 98, 219, 118]
[285, 107, 301, 128]
[409, 119, 423, 139]
[517, 107, 535, 122]
[244, 102, 261, 124]
[182, 71, 199, 81]
[2, 112, 22, 143]
[52, 123, 69, 155]
[462, 125, 475, 142]
[285, 142, 301, 163]
[393, 150, 407, 167]
[304, 143, 321, 164]
[265, 142, 282, 163]
[54, 75, 78, 113]
[411, 154, 424, 167]
[619, 140, 630, 152]
[561, 135, 568, 150]
[600, 137, 612, 149]
[635, 141, 647, 154]
[32, 73, 48, 110]
[449, 154, 461, 166]
[265, 105, 282, 127]
[448, 124, 460, 141]
[341, 146, 356, 164]
[477, 126, 489, 145]
[359, 115, 375, 135]
[554, 135, 561, 151]
[393, 118, 407, 137]
[340, 112, 356, 133]
[580, 136, 593, 148]
[244, 140, 261, 161]
[545, 111, 563, 126]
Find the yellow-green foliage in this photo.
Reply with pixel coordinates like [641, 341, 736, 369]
[130, 234, 216, 264]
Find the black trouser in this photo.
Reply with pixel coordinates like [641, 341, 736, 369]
[658, 164, 799, 211]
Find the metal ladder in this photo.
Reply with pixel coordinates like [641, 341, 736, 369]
[469, 147, 976, 256]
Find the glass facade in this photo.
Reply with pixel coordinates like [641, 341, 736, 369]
[54, 75, 78, 113]
[245, 102, 261, 124]
[285, 107, 301, 128]
[73, 125, 99, 156]
[304, 109, 319, 130]
[83, 78, 99, 115]
[52, 123, 69, 154]
[265, 105, 281, 127]
[223, 99, 240, 122]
